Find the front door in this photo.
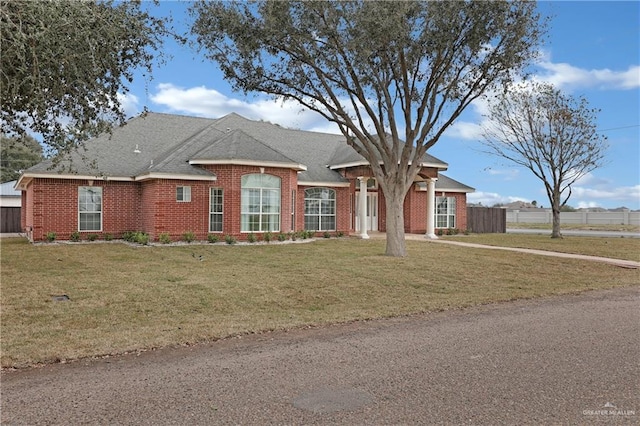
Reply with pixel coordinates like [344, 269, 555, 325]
[355, 192, 378, 232]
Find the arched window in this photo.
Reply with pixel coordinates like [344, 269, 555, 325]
[241, 174, 281, 232]
[304, 188, 336, 231]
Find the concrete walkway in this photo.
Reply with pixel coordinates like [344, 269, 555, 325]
[369, 232, 640, 269]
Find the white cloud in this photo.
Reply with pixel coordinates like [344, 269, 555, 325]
[117, 92, 140, 119]
[149, 83, 343, 134]
[485, 168, 520, 181]
[535, 63, 640, 91]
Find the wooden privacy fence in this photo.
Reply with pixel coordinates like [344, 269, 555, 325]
[1, 207, 21, 233]
[0, 207, 20, 233]
[467, 207, 506, 233]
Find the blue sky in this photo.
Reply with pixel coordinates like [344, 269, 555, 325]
[122, 1, 640, 210]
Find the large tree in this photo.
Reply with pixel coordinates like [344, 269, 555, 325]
[0, 135, 43, 182]
[481, 82, 608, 238]
[190, 0, 545, 256]
[1, 0, 167, 154]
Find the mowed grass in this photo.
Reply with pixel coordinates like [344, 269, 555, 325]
[1, 236, 638, 368]
[507, 222, 640, 233]
[443, 233, 640, 261]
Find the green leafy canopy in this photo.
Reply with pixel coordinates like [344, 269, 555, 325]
[1, 0, 169, 153]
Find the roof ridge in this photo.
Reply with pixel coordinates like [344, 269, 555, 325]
[148, 123, 224, 171]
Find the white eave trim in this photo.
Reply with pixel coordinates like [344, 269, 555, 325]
[190, 159, 307, 172]
[416, 185, 474, 194]
[15, 172, 134, 190]
[298, 181, 351, 188]
[134, 172, 217, 182]
[329, 160, 448, 170]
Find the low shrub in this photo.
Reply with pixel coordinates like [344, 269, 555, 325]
[263, 231, 272, 243]
[277, 233, 287, 242]
[182, 231, 195, 243]
[336, 231, 344, 238]
[134, 232, 149, 245]
[207, 234, 219, 244]
[323, 231, 331, 239]
[86, 234, 98, 241]
[70, 232, 80, 242]
[104, 233, 113, 241]
[45, 232, 56, 242]
[225, 235, 236, 245]
[247, 233, 257, 243]
[159, 233, 172, 244]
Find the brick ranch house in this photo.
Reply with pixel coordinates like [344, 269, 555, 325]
[16, 112, 473, 242]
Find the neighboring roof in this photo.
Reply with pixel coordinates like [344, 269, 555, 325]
[17, 112, 458, 188]
[416, 174, 475, 193]
[0, 181, 21, 197]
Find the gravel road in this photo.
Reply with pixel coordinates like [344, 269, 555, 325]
[2, 286, 638, 425]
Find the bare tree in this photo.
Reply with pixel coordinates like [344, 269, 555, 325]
[481, 82, 608, 238]
[190, 1, 545, 257]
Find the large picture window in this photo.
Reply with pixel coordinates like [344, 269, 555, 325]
[78, 186, 102, 231]
[436, 196, 456, 228]
[304, 188, 336, 231]
[209, 188, 223, 232]
[241, 174, 280, 232]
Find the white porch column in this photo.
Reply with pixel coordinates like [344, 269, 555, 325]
[357, 177, 369, 239]
[426, 178, 438, 239]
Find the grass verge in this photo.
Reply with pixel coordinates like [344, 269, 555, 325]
[443, 233, 640, 261]
[507, 222, 639, 232]
[1, 237, 638, 368]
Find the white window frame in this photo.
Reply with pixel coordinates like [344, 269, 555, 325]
[176, 186, 191, 202]
[304, 187, 336, 231]
[209, 188, 223, 233]
[240, 174, 281, 232]
[435, 196, 456, 229]
[78, 186, 102, 232]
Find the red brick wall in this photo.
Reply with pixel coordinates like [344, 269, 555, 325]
[22, 168, 468, 241]
[23, 178, 141, 241]
[296, 185, 352, 236]
[204, 165, 297, 240]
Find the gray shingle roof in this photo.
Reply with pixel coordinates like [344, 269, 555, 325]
[22, 112, 454, 186]
[416, 174, 475, 193]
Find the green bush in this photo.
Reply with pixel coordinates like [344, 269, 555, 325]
[104, 233, 113, 241]
[134, 232, 149, 245]
[207, 234, 219, 244]
[247, 232, 257, 243]
[323, 231, 331, 239]
[225, 235, 236, 245]
[70, 232, 80, 242]
[277, 233, 287, 242]
[182, 231, 195, 243]
[159, 233, 172, 244]
[87, 233, 98, 241]
[45, 232, 56, 242]
[122, 231, 136, 242]
[336, 231, 344, 238]
[263, 231, 272, 243]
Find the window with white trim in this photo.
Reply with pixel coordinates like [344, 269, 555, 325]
[209, 188, 223, 232]
[241, 174, 280, 232]
[304, 187, 336, 231]
[436, 196, 456, 228]
[176, 186, 191, 202]
[78, 186, 102, 231]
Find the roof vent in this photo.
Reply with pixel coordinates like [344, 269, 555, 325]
[226, 128, 231, 132]
[134, 144, 141, 154]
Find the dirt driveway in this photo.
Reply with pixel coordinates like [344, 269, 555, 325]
[2, 286, 638, 425]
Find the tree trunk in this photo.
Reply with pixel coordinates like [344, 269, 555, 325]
[551, 207, 562, 238]
[384, 188, 408, 257]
